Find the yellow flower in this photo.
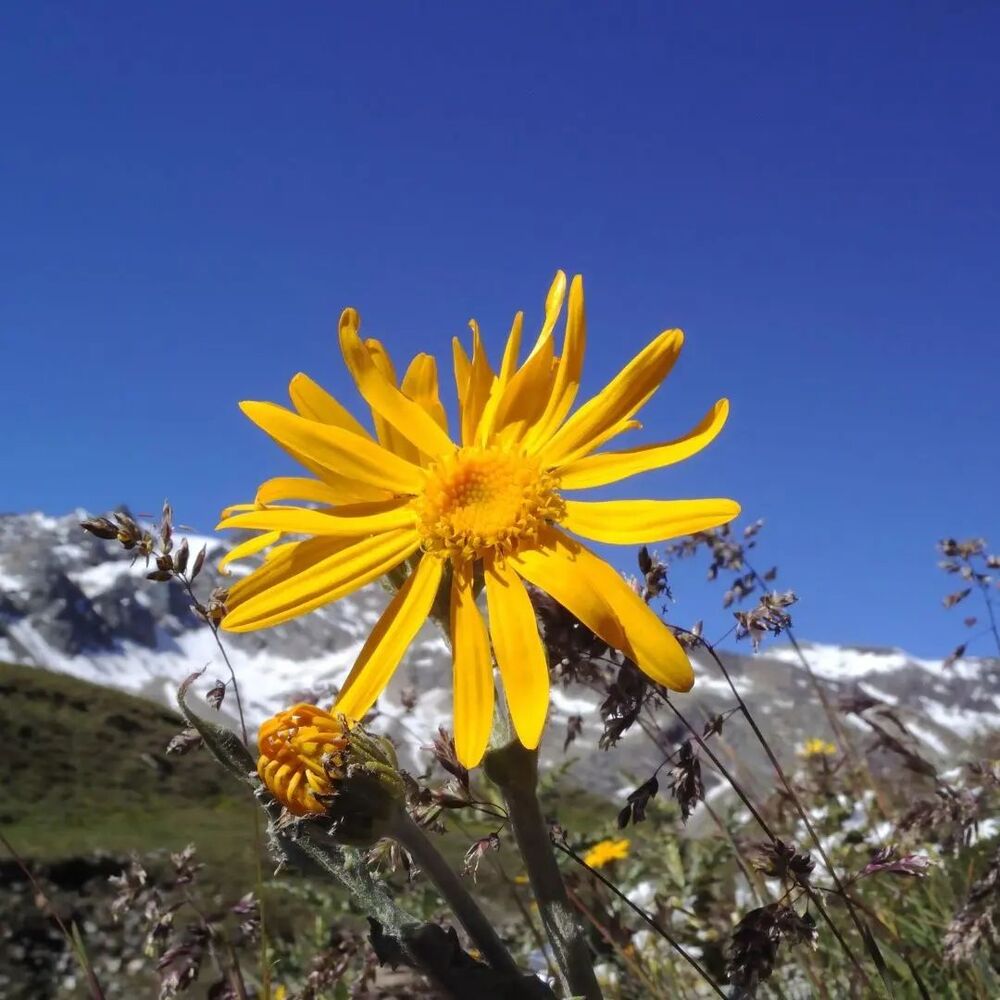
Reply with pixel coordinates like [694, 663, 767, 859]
[257, 703, 348, 815]
[583, 837, 631, 868]
[273, 988, 288, 1000]
[218, 272, 739, 767]
[799, 738, 837, 758]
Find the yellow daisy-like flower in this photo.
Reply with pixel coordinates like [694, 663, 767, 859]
[218, 272, 739, 767]
[799, 738, 837, 758]
[583, 837, 631, 868]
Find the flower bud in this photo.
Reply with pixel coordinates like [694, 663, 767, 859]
[257, 703, 408, 845]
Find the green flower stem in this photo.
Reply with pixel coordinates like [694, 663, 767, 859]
[484, 739, 603, 1000]
[388, 807, 522, 981]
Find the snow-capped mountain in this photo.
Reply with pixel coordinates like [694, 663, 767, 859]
[2, 510, 997, 798]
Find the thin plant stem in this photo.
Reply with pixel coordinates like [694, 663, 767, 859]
[388, 808, 522, 980]
[675, 627, 886, 993]
[484, 740, 603, 1000]
[565, 883, 663, 997]
[179, 573, 248, 745]
[742, 559, 893, 824]
[975, 575, 1000, 657]
[660, 688, 870, 985]
[554, 840, 727, 1000]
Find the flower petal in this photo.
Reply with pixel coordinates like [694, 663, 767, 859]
[450, 561, 495, 768]
[254, 476, 378, 507]
[484, 555, 549, 749]
[475, 311, 522, 443]
[525, 274, 586, 451]
[562, 497, 741, 544]
[509, 527, 693, 691]
[240, 400, 426, 494]
[218, 530, 282, 574]
[217, 499, 417, 537]
[488, 273, 566, 444]
[288, 372, 371, 437]
[556, 400, 730, 489]
[460, 320, 496, 446]
[339, 308, 455, 459]
[222, 528, 420, 632]
[539, 329, 684, 465]
[332, 555, 444, 721]
[364, 338, 420, 463]
[401, 353, 449, 434]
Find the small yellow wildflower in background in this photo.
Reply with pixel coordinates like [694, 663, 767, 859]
[584, 837, 631, 868]
[219, 272, 739, 766]
[272, 988, 288, 1000]
[799, 738, 837, 758]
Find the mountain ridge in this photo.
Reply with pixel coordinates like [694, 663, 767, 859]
[2, 509, 998, 799]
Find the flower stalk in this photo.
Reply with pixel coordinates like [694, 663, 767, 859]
[387, 807, 522, 982]
[484, 739, 603, 1000]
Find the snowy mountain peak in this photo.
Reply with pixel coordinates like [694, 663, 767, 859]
[1, 510, 997, 794]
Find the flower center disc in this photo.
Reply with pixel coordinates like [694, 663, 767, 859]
[418, 447, 564, 561]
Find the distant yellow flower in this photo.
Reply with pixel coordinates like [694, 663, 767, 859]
[257, 703, 348, 815]
[218, 272, 739, 767]
[584, 837, 631, 868]
[273, 988, 288, 1000]
[800, 738, 837, 758]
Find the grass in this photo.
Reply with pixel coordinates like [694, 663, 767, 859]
[0, 660, 258, 878]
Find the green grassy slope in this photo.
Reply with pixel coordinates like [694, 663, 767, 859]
[0, 661, 258, 873]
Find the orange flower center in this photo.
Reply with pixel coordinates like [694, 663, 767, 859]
[417, 447, 564, 561]
[257, 703, 348, 816]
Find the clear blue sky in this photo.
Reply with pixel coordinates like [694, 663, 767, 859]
[2, 2, 997, 657]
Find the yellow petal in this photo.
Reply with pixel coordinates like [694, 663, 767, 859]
[460, 320, 496, 446]
[222, 528, 420, 631]
[527, 270, 567, 356]
[484, 555, 549, 750]
[562, 497, 740, 545]
[339, 308, 455, 459]
[524, 274, 586, 451]
[254, 476, 376, 507]
[473, 311, 522, 444]
[557, 400, 730, 489]
[218, 530, 282, 574]
[450, 561, 495, 768]
[217, 499, 417, 537]
[488, 276, 568, 443]
[288, 373, 370, 437]
[540, 329, 684, 465]
[240, 400, 426, 495]
[401, 353, 449, 434]
[509, 527, 693, 691]
[452, 337, 471, 404]
[489, 331, 555, 445]
[551, 418, 643, 469]
[498, 311, 524, 387]
[332, 555, 444, 720]
[365, 338, 420, 463]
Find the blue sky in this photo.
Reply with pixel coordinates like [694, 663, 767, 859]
[1, 2, 997, 657]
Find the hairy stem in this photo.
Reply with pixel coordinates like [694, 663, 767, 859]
[388, 809, 521, 980]
[484, 740, 603, 1000]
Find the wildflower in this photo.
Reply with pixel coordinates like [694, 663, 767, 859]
[583, 837, 631, 868]
[219, 272, 739, 766]
[257, 703, 407, 842]
[799, 738, 836, 758]
[257, 703, 349, 816]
